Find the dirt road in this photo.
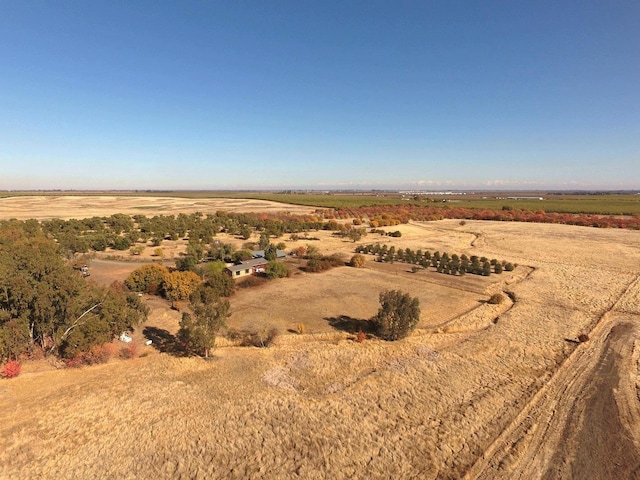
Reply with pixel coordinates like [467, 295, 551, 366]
[466, 310, 640, 479]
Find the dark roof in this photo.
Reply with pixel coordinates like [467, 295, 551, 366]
[252, 249, 287, 259]
[226, 258, 268, 273]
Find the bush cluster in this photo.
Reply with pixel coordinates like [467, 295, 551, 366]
[370, 229, 402, 237]
[119, 343, 139, 359]
[305, 254, 345, 273]
[226, 327, 279, 347]
[237, 275, 268, 289]
[64, 343, 118, 368]
[1, 360, 22, 379]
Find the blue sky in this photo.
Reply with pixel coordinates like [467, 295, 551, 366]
[1, 1, 638, 190]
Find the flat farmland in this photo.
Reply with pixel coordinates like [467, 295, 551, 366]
[0, 194, 317, 220]
[1, 196, 640, 479]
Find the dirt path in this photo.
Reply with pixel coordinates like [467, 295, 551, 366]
[465, 309, 640, 479]
[542, 322, 640, 480]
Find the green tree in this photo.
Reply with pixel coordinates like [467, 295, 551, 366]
[176, 255, 198, 272]
[205, 271, 236, 298]
[258, 232, 270, 250]
[239, 225, 252, 240]
[0, 318, 30, 361]
[232, 249, 253, 263]
[112, 236, 132, 251]
[197, 260, 227, 280]
[0, 229, 149, 360]
[58, 281, 148, 358]
[265, 260, 289, 279]
[347, 228, 365, 242]
[482, 261, 492, 276]
[178, 285, 230, 358]
[264, 244, 278, 261]
[372, 290, 420, 341]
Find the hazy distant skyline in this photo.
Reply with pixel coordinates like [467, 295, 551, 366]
[1, 2, 638, 190]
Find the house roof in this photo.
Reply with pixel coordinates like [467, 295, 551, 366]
[252, 249, 287, 259]
[226, 258, 268, 273]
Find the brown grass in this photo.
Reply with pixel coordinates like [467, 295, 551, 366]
[1, 201, 640, 479]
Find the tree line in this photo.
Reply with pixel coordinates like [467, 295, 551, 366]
[355, 243, 515, 276]
[315, 205, 640, 229]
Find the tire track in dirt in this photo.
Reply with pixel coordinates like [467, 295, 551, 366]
[542, 323, 640, 480]
[464, 274, 640, 479]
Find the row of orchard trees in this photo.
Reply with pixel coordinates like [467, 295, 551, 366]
[355, 244, 515, 276]
[320, 205, 640, 230]
[0, 221, 149, 363]
[33, 211, 331, 258]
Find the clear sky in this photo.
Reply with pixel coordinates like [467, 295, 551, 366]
[1, 1, 638, 190]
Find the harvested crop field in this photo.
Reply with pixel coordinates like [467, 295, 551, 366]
[1, 197, 640, 479]
[0, 195, 316, 220]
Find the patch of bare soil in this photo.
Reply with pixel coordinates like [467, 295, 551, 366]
[1, 216, 639, 479]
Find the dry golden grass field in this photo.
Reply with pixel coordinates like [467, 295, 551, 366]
[1, 196, 640, 479]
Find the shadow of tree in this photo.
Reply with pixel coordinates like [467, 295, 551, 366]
[325, 315, 375, 334]
[142, 326, 187, 357]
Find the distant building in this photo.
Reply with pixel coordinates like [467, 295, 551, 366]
[225, 258, 269, 279]
[225, 250, 288, 279]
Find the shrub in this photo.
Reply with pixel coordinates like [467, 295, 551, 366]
[1, 361, 22, 379]
[119, 343, 139, 359]
[349, 254, 366, 268]
[306, 254, 345, 273]
[82, 344, 116, 365]
[65, 356, 84, 369]
[227, 327, 280, 347]
[488, 293, 505, 305]
[238, 275, 268, 289]
[578, 333, 590, 343]
[306, 258, 323, 272]
[292, 245, 307, 256]
[112, 236, 132, 251]
[356, 330, 366, 343]
[296, 323, 306, 335]
[266, 260, 290, 279]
